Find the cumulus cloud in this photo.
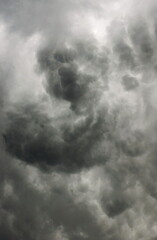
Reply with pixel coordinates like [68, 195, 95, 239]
[1, 0, 157, 240]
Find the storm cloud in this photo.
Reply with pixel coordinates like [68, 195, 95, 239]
[1, 0, 157, 240]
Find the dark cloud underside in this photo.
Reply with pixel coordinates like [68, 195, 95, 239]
[1, 0, 157, 240]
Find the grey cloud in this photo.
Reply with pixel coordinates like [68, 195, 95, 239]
[122, 74, 139, 91]
[2, 0, 157, 240]
[118, 130, 146, 157]
[109, 20, 136, 70]
[54, 48, 76, 63]
[102, 197, 131, 218]
[128, 19, 154, 64]
[37, 42, 107, 113]
[0, 0, 78, 38]
[3, 101, 114, 172]
[2, 32, 148, 173]
[115, 41, 136, 69]
[49, 189, 105, 240]
[3, 104, 66, 171]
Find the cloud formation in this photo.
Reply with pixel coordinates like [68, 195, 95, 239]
[1, 0, 157, 240]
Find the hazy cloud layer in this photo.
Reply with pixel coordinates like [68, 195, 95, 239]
[1, 0, 157, 239]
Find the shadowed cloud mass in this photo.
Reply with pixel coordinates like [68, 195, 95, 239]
[1, 0, 157, 239]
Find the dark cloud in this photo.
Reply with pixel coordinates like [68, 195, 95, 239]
[122, 74, 139, 91]
[3, 101, 115, 172]
[102, 197, 131, 218]
[58, 66, 82, 102]
[128, 20, 154, 64]
[119, 130, 146, 157]
[3, 104, 65, 171]
[37, 43, 102, 113]
[1, 0, 157, 240]
[49, 189, 105, 240]
[54, 48, 76, 63]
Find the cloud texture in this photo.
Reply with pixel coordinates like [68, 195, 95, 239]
[1, 0, 157, 239]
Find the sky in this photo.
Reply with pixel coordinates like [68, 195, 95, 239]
[1, 0, 157, 239]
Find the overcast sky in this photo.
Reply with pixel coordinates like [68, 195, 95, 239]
[1, 0, 157, 239]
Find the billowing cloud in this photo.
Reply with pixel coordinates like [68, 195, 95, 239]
[1, 0, 157, 240]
